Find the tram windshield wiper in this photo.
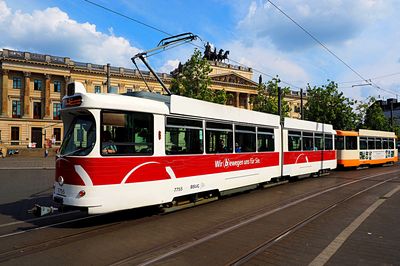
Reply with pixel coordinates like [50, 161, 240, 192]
[58, 143, 94, 158]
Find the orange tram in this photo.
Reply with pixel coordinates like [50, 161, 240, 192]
[336, 129, 398, 168]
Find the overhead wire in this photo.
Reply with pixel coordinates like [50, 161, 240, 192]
[265, 0, 398, 96]
[82, 0, 301, 89]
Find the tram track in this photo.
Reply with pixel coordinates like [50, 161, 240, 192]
[0, 168, 398, 265]
[229, 175, 400, 265]
[110, 169, 400, 266]
[0, 207, 159, 263]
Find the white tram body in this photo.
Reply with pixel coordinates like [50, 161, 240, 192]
[282, 118, 337, 177]
[55, 82, 283, 214]
[54, 82, 338, 214]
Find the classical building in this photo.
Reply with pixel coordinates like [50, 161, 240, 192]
[0, 49, 306, 149]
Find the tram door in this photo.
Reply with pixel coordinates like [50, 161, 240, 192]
[31, 127, 43, 148]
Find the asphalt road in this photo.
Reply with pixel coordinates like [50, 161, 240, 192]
[0, 169, 55, 224]
[0, 165, 399, 265]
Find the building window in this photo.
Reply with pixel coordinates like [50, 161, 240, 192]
[13, 77, 22, 89]
[12, 100, 21, 118]
[11, 127, 20, 145]
[34, 79, 43, 91]
[54, 81, 61, 92]
[33, 102, 42, 119]
[53, 103, 61, 120]
[108, 86, 118, 94]
[53, 128, 61, 145]
[94, 85, 101, 93]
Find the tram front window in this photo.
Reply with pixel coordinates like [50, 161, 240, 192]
[60, 115, 96, 156]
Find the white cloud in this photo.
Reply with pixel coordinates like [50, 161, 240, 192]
[0, 0, 11, 22]
[159, 59, 180, 74]
[0, 0, 140, 67]
[224, 41, 309, 88]
[237, 0, 395, 51]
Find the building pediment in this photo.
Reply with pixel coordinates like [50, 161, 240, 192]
[210, 72, 258, 87]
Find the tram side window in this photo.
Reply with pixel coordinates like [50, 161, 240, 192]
[346, 136, 357, 150]
[288, 131, 301, 151]
[302, 132, 314, 150]
[325, 134, 333, 150]
[165, 118, 203, 155]
[335, 136, 344, 150]
[235, 125, 256, 152]
[314, 133, 324, 150]
[382, 138, 388, 149]
[368, 138, 375, 150]
[257, 127, 275, 152]
[359, 137, 367, 150]
[375, 138, 382, 149]
[389, 138, 395, 149]
[101, 111, 153, 155]
[206, 122, 233, 153]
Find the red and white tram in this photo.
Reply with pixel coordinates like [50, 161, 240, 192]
[283, 118, 337, 177]
[54, 82, 336, 214]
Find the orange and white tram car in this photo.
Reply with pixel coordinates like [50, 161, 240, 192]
[336, 129, 398, 168]
[54, 82, 337, 214]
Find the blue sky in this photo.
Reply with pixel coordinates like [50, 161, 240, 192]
[1, 0, 400, 102]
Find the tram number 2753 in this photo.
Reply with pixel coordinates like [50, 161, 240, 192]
[174, 186, 183, 192]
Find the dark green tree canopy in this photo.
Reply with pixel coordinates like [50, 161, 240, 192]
[357, 97, 390, 131]
[251, 77, 290, 116]
[170, 49, 228, 104]
[304, 81, 358, 130]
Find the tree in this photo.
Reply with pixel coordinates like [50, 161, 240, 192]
[170, 49, 229, 104]
[358, 97, 390, 131]
[251, 77, 290, 116]
[304, 81, 358, 130]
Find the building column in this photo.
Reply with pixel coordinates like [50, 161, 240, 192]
[23, 72, 31, 118]
[1, 69, 9, 117]
[44, 74, 51, 119]
[62, 76, 71, 99]
[85, 80, 92, 92]
[235, 92, 240, 108]
[246, 94, 250, 109]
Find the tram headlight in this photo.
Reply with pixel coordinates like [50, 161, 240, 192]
[57, 176, 64, 186]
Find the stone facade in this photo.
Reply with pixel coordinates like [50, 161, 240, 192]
[0, 49, 306, 149]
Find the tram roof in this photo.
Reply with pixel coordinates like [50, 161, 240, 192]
[65, 90, 280, 126]
[358, 129, 396, 138]
[283, 117, 335, 134]
[335, 130, 358, 136]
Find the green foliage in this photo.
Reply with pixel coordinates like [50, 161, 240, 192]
[304, 81, 358, 130]
[251, 77, 290, 116]
[358, 97, 391, 131]
[170, 49, 228, 104]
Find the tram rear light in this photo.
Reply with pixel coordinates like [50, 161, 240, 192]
[78, 190, 86, 197]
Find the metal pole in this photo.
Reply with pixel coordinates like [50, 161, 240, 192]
[138, 55, 171, 95]
[300, 88, 304, 120]
[106, 63, 110, 93]
[278, 86, 282, 119]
